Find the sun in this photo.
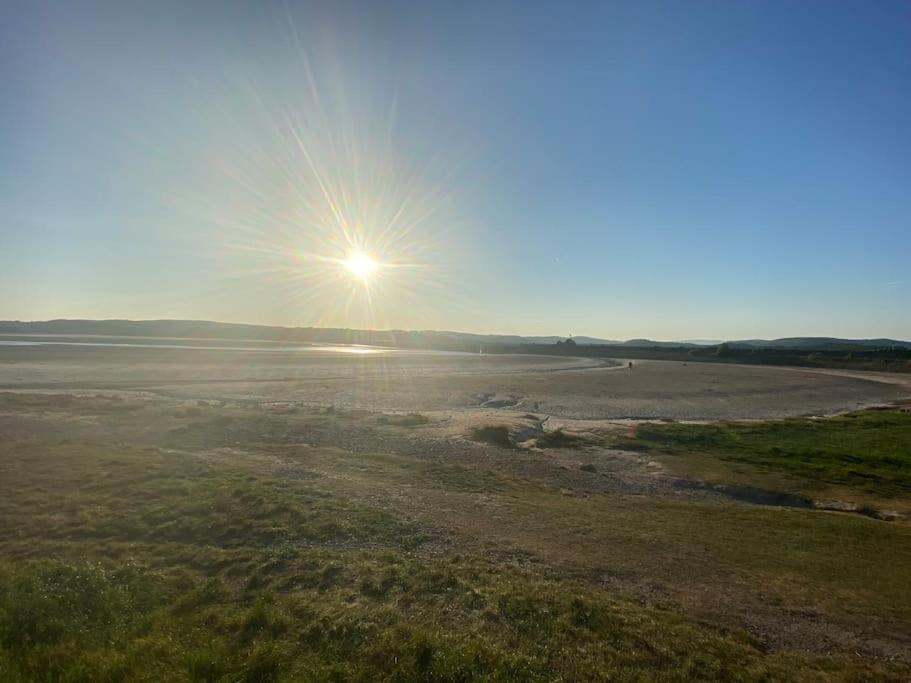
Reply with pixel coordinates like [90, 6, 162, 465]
[344, 251, 377, 281]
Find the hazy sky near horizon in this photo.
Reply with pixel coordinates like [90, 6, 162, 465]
[2, 1, 909, 340]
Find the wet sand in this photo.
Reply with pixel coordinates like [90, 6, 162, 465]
[0, 344, 907, 420]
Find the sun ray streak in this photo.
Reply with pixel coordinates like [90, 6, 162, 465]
[174, 15, 474, 332]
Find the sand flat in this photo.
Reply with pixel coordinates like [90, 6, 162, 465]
[0, 344, 907, 420]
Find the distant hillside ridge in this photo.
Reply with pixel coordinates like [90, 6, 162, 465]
[0, 320, 908, 351]
[727, 337, 911, 351]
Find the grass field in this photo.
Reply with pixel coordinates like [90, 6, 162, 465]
[1, 397, 910, 680]
[615, 409, 911, 511]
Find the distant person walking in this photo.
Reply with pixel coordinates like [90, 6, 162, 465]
[628, 361, 633, 371]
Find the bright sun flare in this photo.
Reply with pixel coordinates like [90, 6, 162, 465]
[345, 252, 377, 281]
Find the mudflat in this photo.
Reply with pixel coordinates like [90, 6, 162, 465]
[0, 343, 907, 419]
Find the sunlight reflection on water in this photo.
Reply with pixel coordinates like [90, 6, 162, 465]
[0, 339, 388, 354]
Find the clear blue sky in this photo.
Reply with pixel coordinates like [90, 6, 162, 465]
[2, 1, 909, 340]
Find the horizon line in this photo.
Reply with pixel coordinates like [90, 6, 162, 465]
[1, 318, 909, 346]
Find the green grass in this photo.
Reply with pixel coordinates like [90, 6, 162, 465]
[629, 410, 911, 498]
[1, 432, 910, 680]
[3, 552, 871, 683]
[0, 441, 795, 681]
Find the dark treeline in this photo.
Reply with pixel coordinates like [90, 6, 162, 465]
[508, 342, 911, 373]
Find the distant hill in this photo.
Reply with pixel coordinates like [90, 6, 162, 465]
[617, 339, 701, 348]
[0, 320, 624, 348]
[679, 339, 725, 346]
[568, 336, 623, 345]
[0, 320, 908, 351]
[728, 337, 911, 351]
[422, 331, 622, 345]
[0, 319, 579, 349]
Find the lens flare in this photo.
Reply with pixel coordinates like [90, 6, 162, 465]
[171, 7, 469, 334]
[345, 252, 377, 281]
